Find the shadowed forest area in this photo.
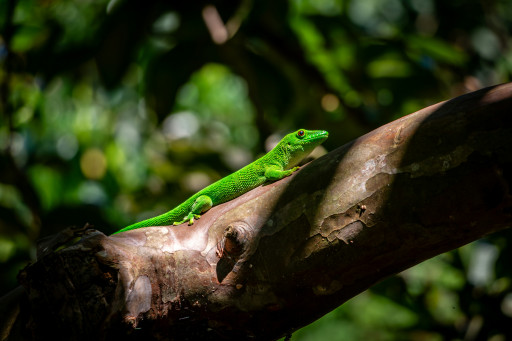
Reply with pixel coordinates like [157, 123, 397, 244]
[1, 0, 512, 339]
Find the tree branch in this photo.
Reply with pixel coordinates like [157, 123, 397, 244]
[2, 83, 512, 340]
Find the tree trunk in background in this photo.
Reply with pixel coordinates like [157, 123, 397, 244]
[1, 83, 512, 341]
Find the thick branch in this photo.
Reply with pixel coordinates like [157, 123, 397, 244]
[2, 84, 512, 340]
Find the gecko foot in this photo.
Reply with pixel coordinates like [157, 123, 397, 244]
[173, 214, 202, 226]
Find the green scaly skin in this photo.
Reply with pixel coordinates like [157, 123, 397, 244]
[113, 129, 328, 234]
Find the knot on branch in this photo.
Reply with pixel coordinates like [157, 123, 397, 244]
[216, 221, 258, 282]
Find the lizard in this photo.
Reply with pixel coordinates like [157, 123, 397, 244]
[113, 129, 328, 234]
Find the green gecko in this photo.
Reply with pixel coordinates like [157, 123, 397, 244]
[113, 129, 328, 234]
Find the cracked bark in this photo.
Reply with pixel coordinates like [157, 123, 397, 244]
[1, 83, 512, 341]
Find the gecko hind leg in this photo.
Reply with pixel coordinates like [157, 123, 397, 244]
[173, 195, 213, 226]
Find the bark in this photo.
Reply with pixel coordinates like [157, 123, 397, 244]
[1, 83, 512, 341]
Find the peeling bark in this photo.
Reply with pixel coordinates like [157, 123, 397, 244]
[1, 83, 512, 341]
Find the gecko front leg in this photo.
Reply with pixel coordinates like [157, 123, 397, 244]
[173, 195, 213, 225]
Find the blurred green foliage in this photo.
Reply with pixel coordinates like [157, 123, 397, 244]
[1, 0, 511, 339]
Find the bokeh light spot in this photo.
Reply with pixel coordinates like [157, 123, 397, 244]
[80, 148, 107, 180]
[321, 93, 340, 112]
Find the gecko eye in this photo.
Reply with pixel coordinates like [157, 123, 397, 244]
[297, 130, 305, 138]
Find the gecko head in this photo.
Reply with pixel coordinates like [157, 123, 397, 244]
[281, 129, 329, 168]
